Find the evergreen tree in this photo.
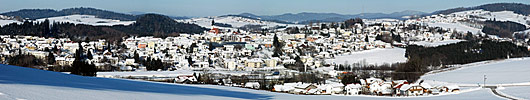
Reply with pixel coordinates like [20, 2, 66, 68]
[42, 19, 50, 37]
[133, 51, 140, 63]
[87, 50, 93, 60]
[187, 56, 194, 66]
[294, 55, 304, 71]
[208, 42, 215, 51]
[47, 51, 55, 65]
[464, 31, 474, 40]
[341, 74, 360, 85]
[272, 34, 282, 57]
[364, 35, 369, 42]
[52, 45, 58, 53]
[107, 42, 111, 53]
[70, 42, 97, 76]
[395, 34, 402, 43]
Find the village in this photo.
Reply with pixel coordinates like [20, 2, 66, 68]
[1, 11, 529, 97]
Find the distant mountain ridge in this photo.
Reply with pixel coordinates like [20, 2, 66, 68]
[431, 3, 530, 15]
[0, 13, 205, 41]
[0, 7, 190, 21]
[234, 10, 427, 24]
[1, 7, 138, 21]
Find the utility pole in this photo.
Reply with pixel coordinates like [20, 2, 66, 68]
[483, 74, 487, 87]
[304, 65, 307, 72]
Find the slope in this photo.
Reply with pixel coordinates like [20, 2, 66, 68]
[1, 7, 137, 21]
[421, 57, 530, 84]
[36, 15, 135, 26]
[0, 64, 272, 100]
[0, 64, 504, 100]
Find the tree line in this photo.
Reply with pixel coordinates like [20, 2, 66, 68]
[0, 14, 206, 42]
[392, 39, 530, 82]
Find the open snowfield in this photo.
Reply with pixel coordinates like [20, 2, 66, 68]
[326, 48, 407, 65]
[426, 22, 482, 34]
[36, 15, 135, 26]
[421, 57, 530, 84]
[177, 16, 304, 29]
[410, 39, 464, 47]
[498, 86, 530, 99]
[454, 10, 530, 27]
[426, 10, 530, 35]
[0, 20, 20, 26]
[0, 64, 505, 100]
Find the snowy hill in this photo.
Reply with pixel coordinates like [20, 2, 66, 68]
[419, 58, 530, 99]
[421, 57, 530, 84]
[0, 15, 21, 26]
[410, 40, 464, 47]
[0, 64, 507, 100]
[0, 19, 20, 26]
[414, 9, 530, 35]
[177, 16, 304, 30]
[325, 48, 407, 65]
[453, 10, 530, 27]
[238, 10, 427, 24]
[36, 15, 135, 26]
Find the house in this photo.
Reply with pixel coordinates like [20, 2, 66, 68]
[400, 83, 427, 96]
[345, 84, 362, 95]
[393, 81, 409, 96]
[193, 62, 209, 68]
[264, 58, 279, 67]
[125, 59, 135, 65]
[120, 66, 133, 71]
[224, 59, 237, 70]
[322, 83, 344, 94]
[263, 42, 273, 48]
[292, 83, 318, 94]
[420, 83, 434, 94]
[174, 75, 197, 84]
[245, 58, 263, 68]
[244, 82, 260, 89]
[439, 85, 460, 93]
[273, 83, 297, 92]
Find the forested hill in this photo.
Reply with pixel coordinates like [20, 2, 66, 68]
[113, 14, 206, 36]
[1, 7, 137, 21]
[0, 14, 206, 42]
[432, 3, 530, 15]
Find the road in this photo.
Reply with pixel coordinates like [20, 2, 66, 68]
[483, 86, 519, 100]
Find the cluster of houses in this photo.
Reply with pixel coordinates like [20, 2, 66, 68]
[2, 14, 510, 71]
[0, 35, 117, 70]
[269, 78, 460, 96]
[1, 14, 524, 97]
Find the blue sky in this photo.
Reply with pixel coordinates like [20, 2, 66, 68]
[0, 0, 528, 17]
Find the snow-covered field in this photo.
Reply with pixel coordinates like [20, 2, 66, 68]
[422, 57, 530, 84]
[0, 64, 506, 100]
[326, 48, 407, 65]
[0, 19, 20, 26]
[410, 39, 464, 47]
[498, 86, 530, 99]
[454, 10, 530, 27]
[423, 10, 530, 35]
[36, 15, 135, 26]
[426, 22, 482, 34]
[177, 16, 304, 29]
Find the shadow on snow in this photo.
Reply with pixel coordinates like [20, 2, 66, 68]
[0, 64, 272, 100]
